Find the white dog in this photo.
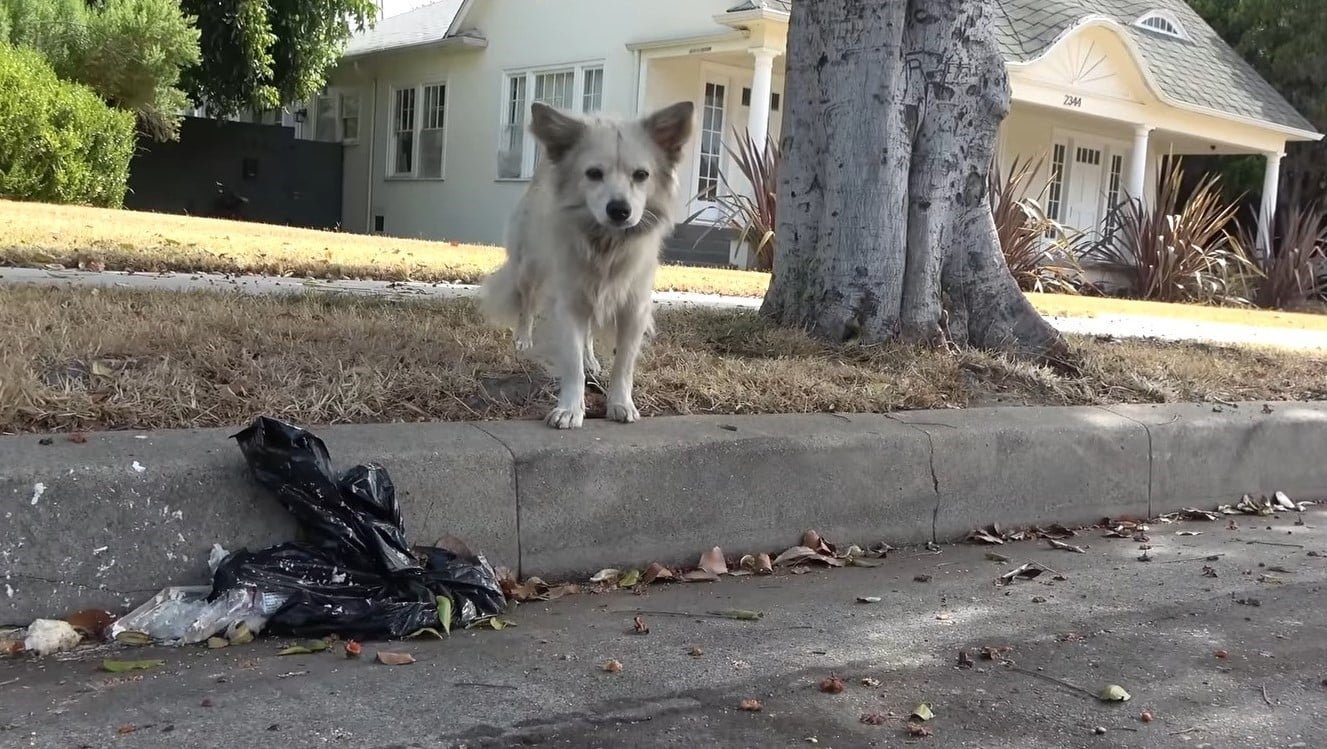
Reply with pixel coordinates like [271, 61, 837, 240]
[479, 100, 695, 429]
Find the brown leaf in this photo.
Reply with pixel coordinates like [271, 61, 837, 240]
[603, 659, 624, 673]
[1214, 649, 1229, 659]
[817, 675, 845, 694]
[375, 651, 416, 666]
[699, 547, 728, 576]
[966, 527, 1004, 545]
[980, 645, 1013, 660]
[69, 432, 88, 444]
[633, 616, 649, 635]
[641, 562, 674, 584]
[997, 562, 1048, 585]
[739, 698, 763, 712]
[116, 724, 138, 735]
[773, 546, 843, 568]
[860, 712, 888, 725]
[1047, 539, 1087, 554]
[64, 609, 116, 641]
[681, 569, 720, 582]
[907, 722, 933, 737]
[754, 553, 773, 574]
[802, 529, 835, 555]
[688, 645, 704, 657]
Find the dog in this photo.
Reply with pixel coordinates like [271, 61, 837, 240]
[479, 99, 695, 430]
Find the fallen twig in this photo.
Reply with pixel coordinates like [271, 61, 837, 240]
[1246, 541, 1305, 549]
[1169, 727, 1201, 736]
[1007, 666, 1094, 699]
[1261, 684, 1274, 707]
[1158, 554, 1226, 564]
[0, 677, 18, 687]
[455, 681, 519, 690]
[612, 609, 757, 621]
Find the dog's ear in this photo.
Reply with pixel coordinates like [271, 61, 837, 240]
[641, 101, 695, 163]
[530, 102, 585, 162]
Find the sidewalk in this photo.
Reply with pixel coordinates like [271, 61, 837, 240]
[4, 266, 1327, 351]
[4, 512, 1325, 748]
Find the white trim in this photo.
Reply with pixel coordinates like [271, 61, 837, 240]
[1134, 10, 1187, 41]
[387, 78, 449, 180]
[1048, 126, 1133, 233]
[495, 59, 606, 181]
[1006, 16, 1322, 142]
[690, 67, 734, 224]
[626, 30, 752, 54]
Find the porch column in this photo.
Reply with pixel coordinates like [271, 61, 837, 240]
[1257, 150, 1283, 254]
[1126, 124, 1153, 203]
[747, 47, 779, 151]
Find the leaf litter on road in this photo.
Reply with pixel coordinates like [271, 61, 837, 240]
[1048, 539, 1087, 554]
[376, 651, 416, 666]
[101, 659, 163, 673]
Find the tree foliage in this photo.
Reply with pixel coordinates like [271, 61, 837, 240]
[179, 0, 377, 118]
[0, 0, 200, 140]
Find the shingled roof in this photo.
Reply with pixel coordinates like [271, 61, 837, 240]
[342, 0, 471, 58]
[727, 0, 1315, 134]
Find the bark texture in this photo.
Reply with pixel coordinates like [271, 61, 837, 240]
[760, 0, 1069, 363]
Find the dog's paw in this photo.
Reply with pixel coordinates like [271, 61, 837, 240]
[606, 398, 640, 424]
[514, 335, 534, 352]
[545, 406, 584, 429]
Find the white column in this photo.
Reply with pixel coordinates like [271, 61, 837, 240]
[746, 47, 778, 150]
[1126, 124, 1153, 203]
[1258, 150, 1283, 254]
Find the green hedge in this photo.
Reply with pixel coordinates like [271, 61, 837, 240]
[0, 42, 136, 208]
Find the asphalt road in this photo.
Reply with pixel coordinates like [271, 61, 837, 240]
[4, 509, 1326, 749]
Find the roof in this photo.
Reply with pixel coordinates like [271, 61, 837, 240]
[342, 0, 470, 58]
[725, 0, 1315, 135]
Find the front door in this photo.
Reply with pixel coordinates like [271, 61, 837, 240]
[1063, 144, 1105, 231]
[688, 78, 730, 223]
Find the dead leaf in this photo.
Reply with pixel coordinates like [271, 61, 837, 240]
[278, 640, 329, 656]
[101, 659, 164, 673]
[712, 608, 763, 621]
[957, 650, 974, 668]
[64, 609, 116, 641]
[602, 659, 623, 673]
[618, 568, 641, 587]
[699, 547, 729, 576]
[633, 616, 649, 635]
[114, 630, 152, 646]
[856, 596, 882, 604]
[755, 553, 773, 574]
[817, 675, 845, 694]
[860, 677, 881, 687]
[985, 551, 1011, 562]
[376, 651, 416, 666]
[116, 724, 138, 735]
[935, 612, 952, 621]
[772, 545, 843, 568]
[68, 432, 87, 444]
[980, 645, 1013, 660]
[739, 698, 763, 712]
[802, 530, 836, 556]
[406, 627, 446, 640]
[1048, 539, 1087, 554]
[1214, 649, 1229, 659]
[1140, 711, 1154, 722]
[907, 723, 933, 737]
[860, 712, 888, 725]
[966, 527, 1005, 545]
[589, 568, 622, 585]
[206, 637, 229, 649]
[910, 703, 934, 721]
[688, 645, 704, 657]
[1098, 684, 1131, 702]
[226, 622, 254, 645]
[681, 569, 720, 582]
[1201, 565, 1218, 578]
[641, 562, 674, 584]
[998, 562, 1049, 585]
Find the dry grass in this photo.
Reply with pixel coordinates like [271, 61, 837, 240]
[2, 284, 1324, 434]
[0, 199, 770, 298]
[3, 198, 1325, 332]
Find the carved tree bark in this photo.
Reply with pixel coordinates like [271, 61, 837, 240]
[760, 0, 1070, 364]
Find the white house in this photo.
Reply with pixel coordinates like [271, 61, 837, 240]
[299, 0, 1322, 267]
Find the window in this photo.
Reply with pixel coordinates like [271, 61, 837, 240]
[1046, 142, 1067, 224]
[741, 87, 781, 112]
[1104, 153, 1124, 234]
[1135, 11, 1186, 39]
[312, 90, 360, 143]
[389, 82, 447, 179]
[696, 82, 727, 200]
[498, 62, 605, 179]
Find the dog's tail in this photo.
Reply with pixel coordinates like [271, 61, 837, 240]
[477, 259, 522, 330]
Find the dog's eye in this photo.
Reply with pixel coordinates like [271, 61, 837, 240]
[585, 167, 604, 181]
[632, 169, 650, 182]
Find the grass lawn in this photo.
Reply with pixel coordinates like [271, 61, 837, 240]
[3, 199, 1326, 332]
[2, 284, 1323, 434]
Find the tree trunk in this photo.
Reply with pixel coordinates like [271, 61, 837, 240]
[760, 0, 1070, 364]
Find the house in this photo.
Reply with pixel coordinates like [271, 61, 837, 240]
[300, 0, 1322, 268]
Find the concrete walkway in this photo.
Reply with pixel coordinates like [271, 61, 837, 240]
[4, 266, 1326, 351]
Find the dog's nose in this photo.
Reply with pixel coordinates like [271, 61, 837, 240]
[606, 200, 632, 224]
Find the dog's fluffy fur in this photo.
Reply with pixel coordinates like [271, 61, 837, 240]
[479, 100, 696, 429]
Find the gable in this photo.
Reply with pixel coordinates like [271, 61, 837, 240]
[1018, 26, 1148, 104]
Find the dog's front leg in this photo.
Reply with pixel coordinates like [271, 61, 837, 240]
[545, 300, 590, 429]
[605, 301, 650, 423]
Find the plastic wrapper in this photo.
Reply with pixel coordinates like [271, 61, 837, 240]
[206, 416, 506, 640]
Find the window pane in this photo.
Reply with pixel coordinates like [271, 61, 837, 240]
[420, 129, 444, 178]
[315, 95, 337, 142]
[696, 83, 725, 199]
[340, 93, 360, 141]
[582, 67, 603, 113]
[395, 132, 413, 174]
[498, 75, 526, 178]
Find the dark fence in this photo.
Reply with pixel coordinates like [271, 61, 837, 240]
[124, 116, 343, 230]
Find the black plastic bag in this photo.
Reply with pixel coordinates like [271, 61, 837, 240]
[211, 416, 506, 640]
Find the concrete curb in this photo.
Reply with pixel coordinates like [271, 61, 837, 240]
[4, 402, 1326, 624]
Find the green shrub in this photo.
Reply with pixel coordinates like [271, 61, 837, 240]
[0, 42, 135, 207]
